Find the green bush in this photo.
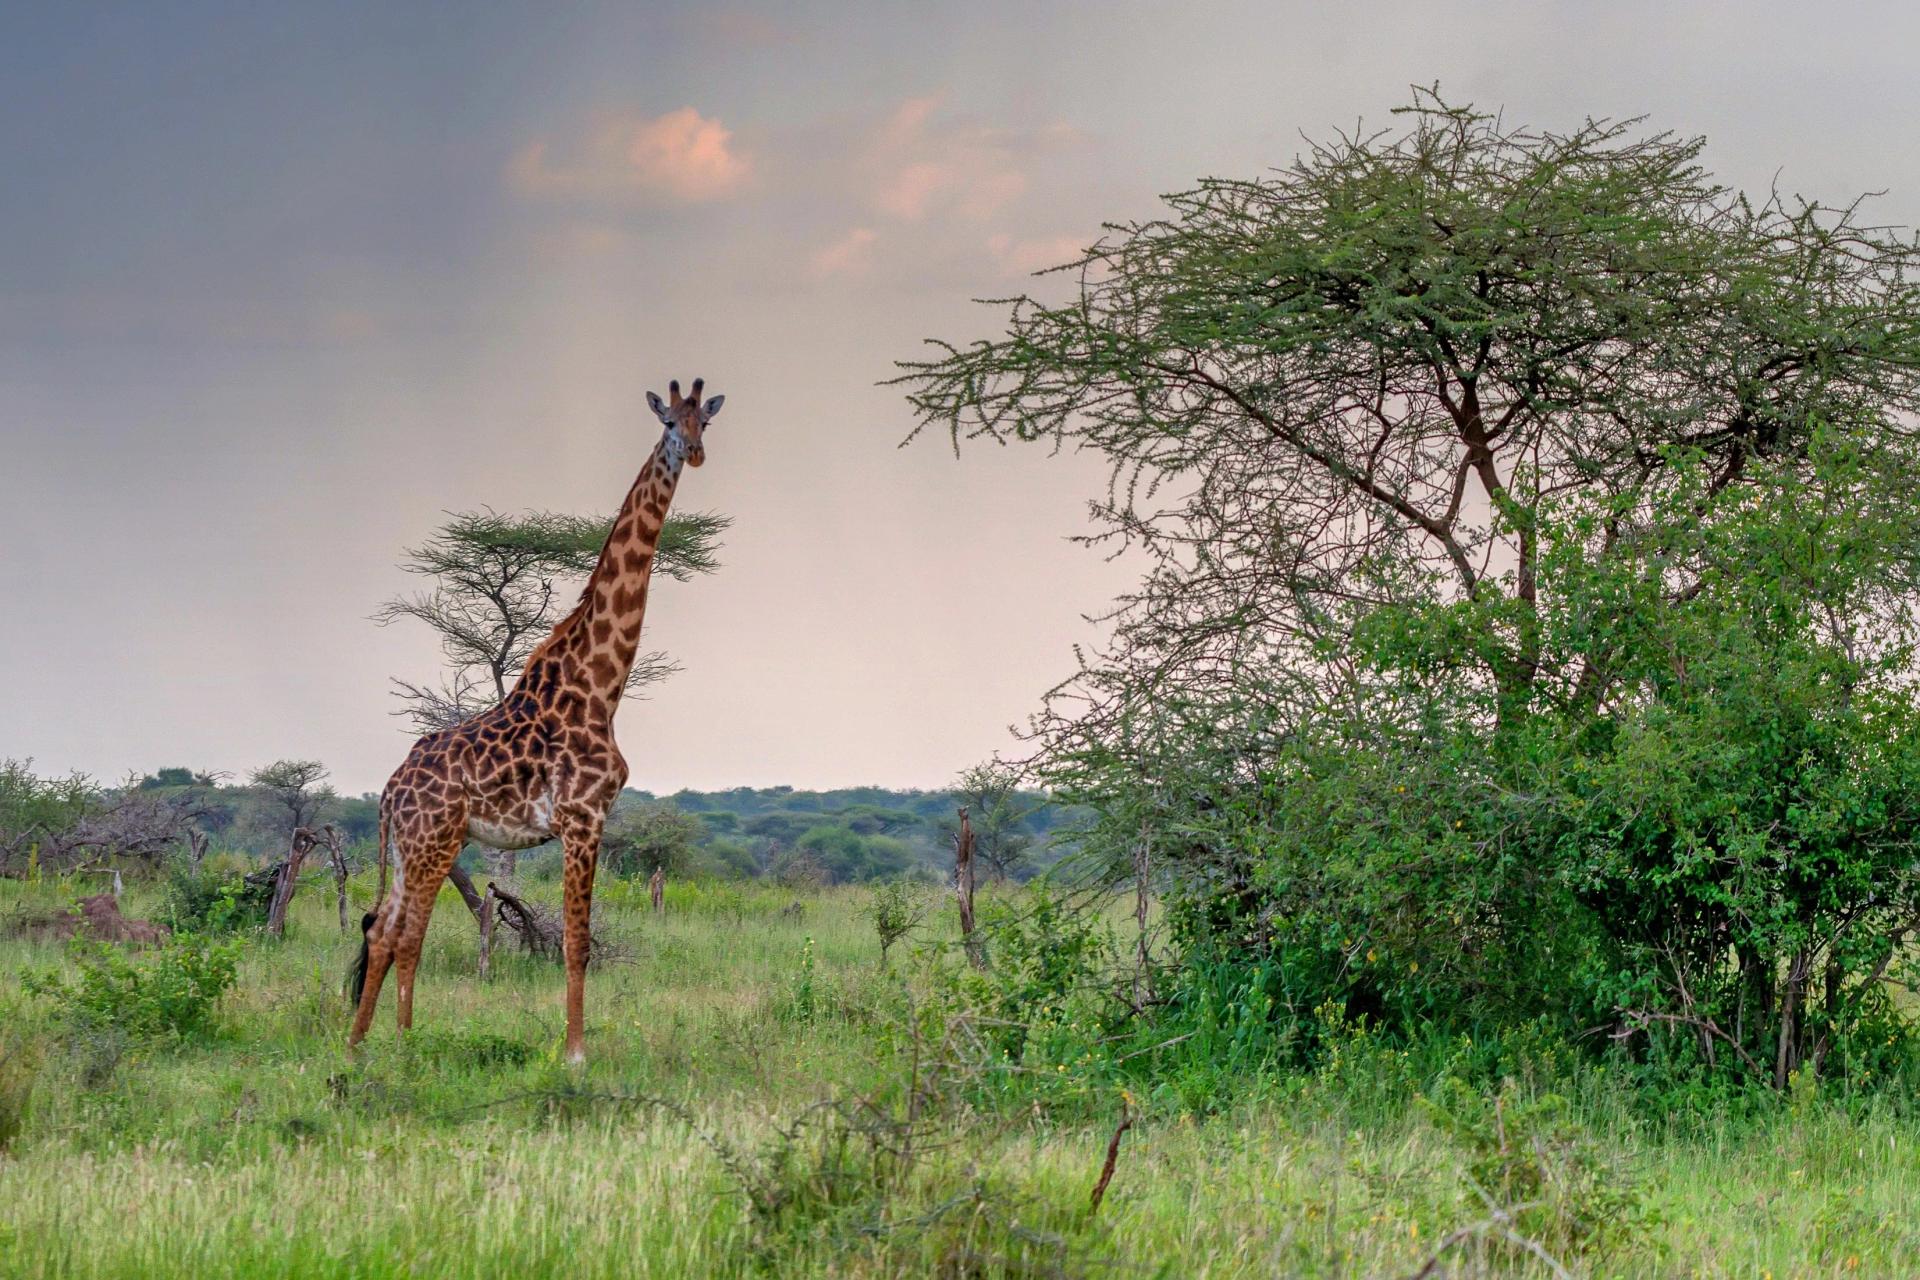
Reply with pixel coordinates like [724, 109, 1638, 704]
[866, 880, 928, 968]
[1420, 1076, 1655, 1261]
[24, 933, 242, 1039]
[163, 867, 270, 933]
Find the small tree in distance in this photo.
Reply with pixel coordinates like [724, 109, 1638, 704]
[868, 880, 929, 969]
[600, 801, 705, 878]
[249, 760, 333, 842]
[946, 763, 1035, 881]
[378, 507, 731, 733]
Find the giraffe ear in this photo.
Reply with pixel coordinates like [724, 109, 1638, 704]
[646, 391, 672, 423]
[702, 394, 725, 419]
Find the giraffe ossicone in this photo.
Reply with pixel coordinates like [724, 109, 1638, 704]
[347, 378, 724, 1063]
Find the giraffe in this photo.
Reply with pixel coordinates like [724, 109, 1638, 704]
[348, 377, 723, 1063]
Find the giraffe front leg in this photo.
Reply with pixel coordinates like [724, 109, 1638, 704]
[558, 821, 603, 1065]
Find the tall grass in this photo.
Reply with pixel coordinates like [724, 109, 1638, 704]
[2, 874, 1918, 1276]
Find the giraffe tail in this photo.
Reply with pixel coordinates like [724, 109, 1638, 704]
[347, 910, 376, 1006]
[348, 796, 393, 1005]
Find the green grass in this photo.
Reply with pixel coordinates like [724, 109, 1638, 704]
[2, 874, 1919, 1277]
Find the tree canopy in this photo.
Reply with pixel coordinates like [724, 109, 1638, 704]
[898, 90, 1920, 758]
[378, 507, 731, 731]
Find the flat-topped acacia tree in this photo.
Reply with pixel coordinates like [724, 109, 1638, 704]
[895, 91, 1920, 1085]
[379, 507, 730, 735]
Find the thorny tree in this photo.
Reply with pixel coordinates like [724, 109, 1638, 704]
[896, 91, 1920, 1085]
[378, 508, 730, 733]
[0, 760, 222, 877]
[249, 760, 335, 840]
[897, 90, 1920, 765]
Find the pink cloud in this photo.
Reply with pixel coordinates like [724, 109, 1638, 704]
[878, 95, 942, 150]
[808, 227, 879, 280]
[509, 107, 750, 204]
[876, 162, 950, 221]
[865, 94, 1060, 224]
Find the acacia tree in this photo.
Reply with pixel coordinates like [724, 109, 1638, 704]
[378, 508, 730, 733]
[900, 92, 1920, 753]
[249, 760, 335, 840]
[896, 92, 1920, 1084]
[599, 801, 704, 878]
[0, 760, 220, 877]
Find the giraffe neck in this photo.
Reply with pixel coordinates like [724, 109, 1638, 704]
[511, 431, 684, 719]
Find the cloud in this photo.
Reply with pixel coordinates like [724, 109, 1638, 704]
[865, 94, 1072, 224]
[877, 95, 941, 151]
[987, 233, 1089, 277]
[808, 227, 878, 280]
[509, 107, 750, 204]
[875, 162, 948, 221]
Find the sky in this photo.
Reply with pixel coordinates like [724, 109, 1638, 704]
[4, 1, 1920, 796]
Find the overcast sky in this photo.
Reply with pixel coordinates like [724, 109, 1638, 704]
[4, 1, 1918, 795]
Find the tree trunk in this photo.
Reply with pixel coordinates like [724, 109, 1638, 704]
[310, 824, 349, 932]
[448, 861, 488, 919]
[1133, 820, 1152, 1005]
[1775, 950, 1809, 1089]
[954, 807, 984, 969]
[267, 830, 315, 937]
[478, 883, 496, 979]
[650, 866, 665, 914]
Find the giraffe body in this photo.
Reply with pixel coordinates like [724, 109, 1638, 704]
[349, 379, 723, 1063]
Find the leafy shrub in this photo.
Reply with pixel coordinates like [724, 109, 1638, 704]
[24, 933, 241, 1039]
[163, 867, 269, 933]
[786, 936, 817, 1023]
[967, 888, 1110, 1062]
[866, 881, 928, 968]
[1421, 1076, 1654, 1261]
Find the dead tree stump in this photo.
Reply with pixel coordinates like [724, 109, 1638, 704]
[649, 866, 665, 914]
[954, 807, 985, 969]
[266, 829, 317, 937]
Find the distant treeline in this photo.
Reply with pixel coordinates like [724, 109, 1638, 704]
[602, 784, 1087, 885]
[2, 761, 1081, 887]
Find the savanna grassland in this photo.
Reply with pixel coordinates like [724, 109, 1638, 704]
[3, 873, 1918, 1279]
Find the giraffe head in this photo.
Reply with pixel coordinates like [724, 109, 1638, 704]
[645, 378, 724, 469]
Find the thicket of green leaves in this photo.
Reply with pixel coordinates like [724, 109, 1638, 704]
[900, 92, 1920, 1092]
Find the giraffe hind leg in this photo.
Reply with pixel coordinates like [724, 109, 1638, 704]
[390, 829, 464, 1034]
[347, 909, 396, 1047]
